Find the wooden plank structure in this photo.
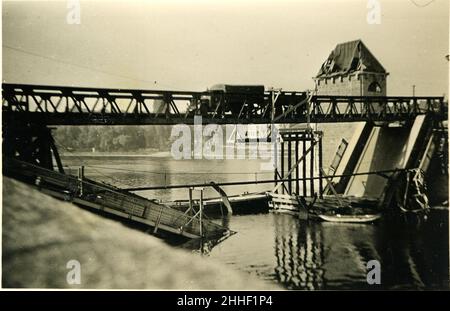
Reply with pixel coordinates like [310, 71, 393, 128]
[268, 127, 397, 216]
[269, 128, 324, 213]
[4, 158, 230, 240]
[273, 128, 324, 196]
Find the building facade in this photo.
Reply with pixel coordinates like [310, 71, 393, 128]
[314, 40, 388, 96]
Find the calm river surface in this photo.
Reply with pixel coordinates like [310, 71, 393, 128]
[60, 122, 448, 290]
[62, 154, 449, 290]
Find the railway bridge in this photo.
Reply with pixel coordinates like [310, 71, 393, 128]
[2, 83, 446, 125]
[2, 83, 448, 215]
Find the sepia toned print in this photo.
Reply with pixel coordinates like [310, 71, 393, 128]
[1, 0, 448, 290]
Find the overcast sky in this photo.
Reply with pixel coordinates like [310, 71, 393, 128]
[2, 0, 449, 96]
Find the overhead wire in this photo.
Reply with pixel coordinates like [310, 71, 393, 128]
[3, 44, 173, 88]
[409, 0, 436, 8]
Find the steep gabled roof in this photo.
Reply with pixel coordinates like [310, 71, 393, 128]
[316, 40, 386, 78]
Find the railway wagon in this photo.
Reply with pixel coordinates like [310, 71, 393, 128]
[187, 84, 265, 118]
[187, 84, 308, 119]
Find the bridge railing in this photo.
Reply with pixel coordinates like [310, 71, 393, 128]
[308, 96, 447, 123]
[2, 83, 446, 124]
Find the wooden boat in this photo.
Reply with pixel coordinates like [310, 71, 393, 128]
[318, 213, 382, 223]
[267, 191, 382, 223]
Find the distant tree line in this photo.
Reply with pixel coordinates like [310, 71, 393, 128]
[53, 126, 172, 152]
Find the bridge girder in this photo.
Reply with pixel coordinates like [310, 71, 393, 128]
[2, 83, 447, 125]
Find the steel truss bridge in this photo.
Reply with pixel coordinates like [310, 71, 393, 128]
[2, 83, 447, 125]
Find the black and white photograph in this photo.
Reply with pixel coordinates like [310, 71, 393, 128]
[1, 0, 449, 295]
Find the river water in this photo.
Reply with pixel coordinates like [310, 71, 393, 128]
[60, 124, 449, 290]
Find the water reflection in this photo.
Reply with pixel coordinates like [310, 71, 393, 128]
[274, 216, 325, 289]
[62, 156, 448, 290]
[373, 214, 449, 290]
[271, 212, 448, 290]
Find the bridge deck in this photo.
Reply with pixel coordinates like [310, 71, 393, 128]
[2, 83, 447, 125]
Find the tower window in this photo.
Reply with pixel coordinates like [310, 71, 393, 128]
[368, 82, 382, 93]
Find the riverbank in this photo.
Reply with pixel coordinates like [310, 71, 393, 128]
[2, 177, 277, 289]
[61, 151, 171, 158]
